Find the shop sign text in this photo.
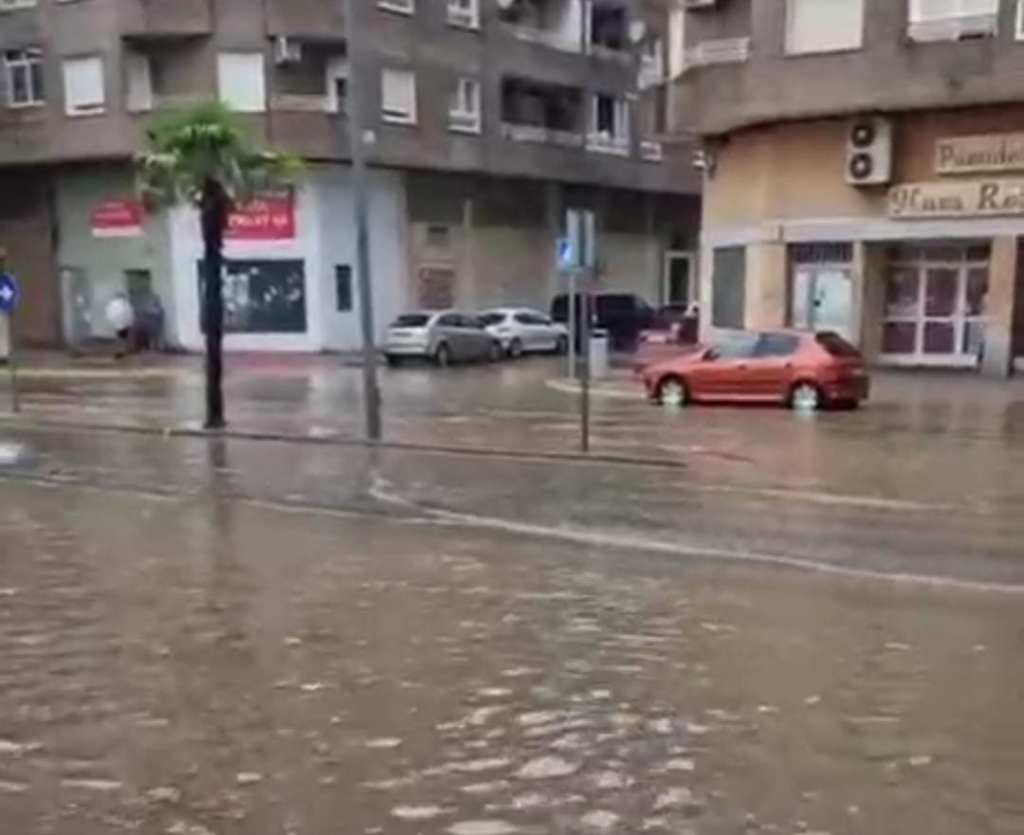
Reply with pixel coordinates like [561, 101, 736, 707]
[91, 198, 144, 238]
[889, 179, 1024, 219]
[936, 133, 1024, 175]
[226, 190, 296, 241]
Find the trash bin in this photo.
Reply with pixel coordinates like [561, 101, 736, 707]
[588, 329, 609, 379]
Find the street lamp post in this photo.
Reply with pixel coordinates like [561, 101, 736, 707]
[341, 0, 383, 442]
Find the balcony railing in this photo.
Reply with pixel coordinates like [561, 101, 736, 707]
[449, 110, 481, 134]
[639, 139, 663, 162]
[684, 36, 751, 69]
[502, 122, 584, 148]
[907, 12, 998, 42]
[505, 24, 581, 54]
[586, 132, 630, 156]
[271, 93, 332, 113]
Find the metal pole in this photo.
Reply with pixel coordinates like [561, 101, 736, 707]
[579, 278, 590, 453]
[567, 270, 577, 379]
[6, 312, 17, 414]
[342, 0, 382, 441]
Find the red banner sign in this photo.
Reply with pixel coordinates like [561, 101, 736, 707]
[91, 199, 144, 238]
[226, 191, 296, 241]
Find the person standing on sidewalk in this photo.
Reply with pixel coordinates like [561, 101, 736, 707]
[105, 292, 134, 359]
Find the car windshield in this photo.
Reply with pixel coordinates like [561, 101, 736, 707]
[392, 313, 430, 328]
[479, 313, 506, 326]
[817, 332, 861, 358]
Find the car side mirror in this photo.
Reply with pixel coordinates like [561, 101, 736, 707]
[704, 348, 719, 362]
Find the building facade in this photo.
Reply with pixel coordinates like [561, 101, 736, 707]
[671, 0, 1024, 376]
[0, 0, 698, 352]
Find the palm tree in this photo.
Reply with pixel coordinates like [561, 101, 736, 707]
[136, 102, 301, 429]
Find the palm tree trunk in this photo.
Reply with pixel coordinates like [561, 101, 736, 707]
[201, 178, 230, 429]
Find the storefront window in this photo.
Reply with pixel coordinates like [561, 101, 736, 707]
[965, 268, 988, 317]
[923, 321, 955, 354]
[882, 321, 916, 355]
[885, 268, 919, 318]
[924, 268, 957, 317]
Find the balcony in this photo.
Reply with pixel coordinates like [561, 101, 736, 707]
[121, 0, 212, 39]
[499, 0, 583, 53]
[501, 78, 584, 148]
[270, 93, 332, 113]
[684, 36, 751, 69]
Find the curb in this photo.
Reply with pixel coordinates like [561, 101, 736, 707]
[0, 412, 688, 472]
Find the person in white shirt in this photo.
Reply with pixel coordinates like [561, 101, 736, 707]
[105, 292, 134, 358]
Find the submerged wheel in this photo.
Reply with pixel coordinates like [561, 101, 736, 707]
[790, 382, 822, 412]
[657, 376, 688, 408]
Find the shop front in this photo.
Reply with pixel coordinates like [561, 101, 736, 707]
[699, 108, 1024, 377]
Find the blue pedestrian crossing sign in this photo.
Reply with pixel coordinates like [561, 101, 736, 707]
[0, 273, 18, 315]
[556, 237, 578, 271]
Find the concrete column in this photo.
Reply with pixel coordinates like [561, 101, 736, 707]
[744, 241, 787, 330]
[0, 315, 8, 361]
[982, 235, 1018, 378]
[856, 242, 887, 360]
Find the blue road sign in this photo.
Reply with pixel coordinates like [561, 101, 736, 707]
[556, 237, 578, 271]
[0, 273, 18, 315]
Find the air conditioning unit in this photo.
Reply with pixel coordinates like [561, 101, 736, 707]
[274, 36, 303, 65]
[845, 116, 893, 187]
[683, 0, 719, 9]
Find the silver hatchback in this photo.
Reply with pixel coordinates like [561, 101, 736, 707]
[384, 311, 503, 366]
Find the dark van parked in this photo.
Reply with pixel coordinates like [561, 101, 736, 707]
[550, 292, 655, 351]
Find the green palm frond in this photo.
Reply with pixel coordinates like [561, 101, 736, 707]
[135, 100, 303, 210]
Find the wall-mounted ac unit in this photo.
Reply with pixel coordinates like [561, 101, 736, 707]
[274, 36, 303, 65]
[846, 116, 893, 187]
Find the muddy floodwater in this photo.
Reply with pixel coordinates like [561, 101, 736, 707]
[1, 464, 1023, 835]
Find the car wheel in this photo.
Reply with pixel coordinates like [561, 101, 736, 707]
[657, 376, 688, 408]
[434, 343, 452, 367]
[489, 341, 503, 363]
[790, 382, 822, 412]
[508, 338, 524, 359]
[385, 355, 402, 368]
[555, 335, 568, 355]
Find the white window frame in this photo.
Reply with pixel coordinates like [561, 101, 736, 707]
[381, 66, 416, 125]
[0, 0, 37, 12]
[446, 0, 479, 29]
[378, 0, 414, 15]
[1016, 0, 1024, 39]
[124, 51, 153, 113]
[587, 93, 630, 155]
[62, 55, 106, 117]
[908, 0, 999, 41]
[326, 57, 349, 115]
[3, 47, 45, 108]
[785, 0, 865, 55]
[216, 52, 266, 113]
[448, 76, 481, 134]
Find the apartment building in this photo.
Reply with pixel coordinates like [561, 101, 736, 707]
[0, 0, 698, 352]
[672, 0, 1024, 376]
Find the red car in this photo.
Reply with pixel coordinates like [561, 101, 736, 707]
[641, 330, 869, 411]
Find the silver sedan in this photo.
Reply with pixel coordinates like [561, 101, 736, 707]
[384, 311, 503, 367]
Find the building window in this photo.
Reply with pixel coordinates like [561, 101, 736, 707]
[381, 67, 416, 124]
[62, 56, 105, 116]
[448, 76, 481, 134]
[335, 265, 353, 312]
[217, 52, 266, 113]
[3, 48, 45, 107]
[786, 0, 864, 54]
[0, 0, 37, 11]
[378, 0, 414, 15]
[197, 259, 307, 334]
[447, 0, 479, 29]
[326, 58, 348, 115]
[124, 51, 153, 112]
[711, 246, 746, 329]
[908, 0, 998, 42]
[587, 94, 629, 154]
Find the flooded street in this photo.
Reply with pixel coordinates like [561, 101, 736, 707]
[2, 364, 1024, 834]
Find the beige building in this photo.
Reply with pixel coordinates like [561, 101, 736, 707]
[671, 0, 1024, 376]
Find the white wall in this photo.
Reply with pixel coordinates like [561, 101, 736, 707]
[169, 166, 407, 353]
[315, 167, 408, 350]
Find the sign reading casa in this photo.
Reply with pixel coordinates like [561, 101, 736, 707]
[889, 179, 1024, 220]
